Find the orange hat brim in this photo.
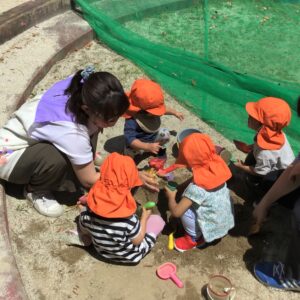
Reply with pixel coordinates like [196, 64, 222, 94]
[245, 102, 259, 121]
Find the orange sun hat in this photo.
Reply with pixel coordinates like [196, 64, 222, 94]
[176, 133, 232, 189]
[124, 78, 166, 118]
[87, 152, 143, 218]
[246, 97, 291, 150]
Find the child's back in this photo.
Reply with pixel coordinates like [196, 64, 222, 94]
[229, 97, 295, 201]
[78, 152, 165, 264]
[80, 210, 155, 264]
[164, 133, 234, 252]
[247, 97, 294, 175]
[182, 181, 233, 243]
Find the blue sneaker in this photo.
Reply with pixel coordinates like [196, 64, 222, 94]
[254, 261, 300, 291]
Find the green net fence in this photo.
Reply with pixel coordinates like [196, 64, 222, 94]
[74, 0, 300, 152]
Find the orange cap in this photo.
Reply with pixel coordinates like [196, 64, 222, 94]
[246, 97, 291, 150]
[87, 152, 142, 218]
[176, 133, 232, 189]
[124, 79, 166, 118]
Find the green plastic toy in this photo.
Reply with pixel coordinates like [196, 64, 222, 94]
[144, 201, 156, 209]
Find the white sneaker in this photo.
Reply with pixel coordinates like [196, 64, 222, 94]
[26, 191, 64, 217]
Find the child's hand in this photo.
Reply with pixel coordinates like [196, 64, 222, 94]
[141, 207, 151, 221]
[174, 111, 184, 121]
[164, 185, 177, 200]
[234, 159, 245, 168]
[147, 142, 161, 154]
[77, 194, 88, 206]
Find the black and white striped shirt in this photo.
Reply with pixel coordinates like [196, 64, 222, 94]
[79, 210, 155, 264]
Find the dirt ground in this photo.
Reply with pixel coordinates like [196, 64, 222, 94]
[6, 41, 298, 300]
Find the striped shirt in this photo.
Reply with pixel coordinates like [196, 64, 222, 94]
[79, 210, 155, 264]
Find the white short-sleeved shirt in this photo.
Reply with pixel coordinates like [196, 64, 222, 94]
[0, 95, 95, 180]
[253, 135, 295, 176]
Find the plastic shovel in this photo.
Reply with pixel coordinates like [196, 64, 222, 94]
[156, 262, 184, 288]
[168, 232, 174, 250]
[143, 201, 156, 209]
[233, 140, 252, 154]
[156, 164, 184, 177]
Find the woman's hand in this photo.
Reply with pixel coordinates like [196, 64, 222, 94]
[139, 171, 159, 192]
[252, 202, 268, 226]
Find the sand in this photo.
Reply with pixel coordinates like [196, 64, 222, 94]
[0, 1, 29, 14]
[6, 41, 297, 300]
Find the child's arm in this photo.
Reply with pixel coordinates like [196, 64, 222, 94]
[130, 139, 161, 154]
[234, 160, 258, 175]
[165, 106, 184, 121]
[176, 177, 193, 195]
[164, 186, 192, 217]
[131, 208, 151, 246]
[124, 119, 161, 154]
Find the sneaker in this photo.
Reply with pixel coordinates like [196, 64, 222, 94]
[174, 234, 206, 252]
[254, 261, 300, 291]
[26, 190, 64, 217]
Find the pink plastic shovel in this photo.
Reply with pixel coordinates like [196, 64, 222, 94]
[156, 262, 184, 288]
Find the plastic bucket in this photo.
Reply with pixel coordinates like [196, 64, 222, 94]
[207, 275, 236, 300]
[176, 128, 202, 145]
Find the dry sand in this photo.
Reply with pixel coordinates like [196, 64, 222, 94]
[6, 41, 297, 300]
[0, 0, 29, 13]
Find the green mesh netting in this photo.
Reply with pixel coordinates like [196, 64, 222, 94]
[75, 0, 300, 152]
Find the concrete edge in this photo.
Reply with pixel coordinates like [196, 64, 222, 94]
[0, 0, 71, 45]
[0, 183, 28, 300]
[16, 28, 94, 109]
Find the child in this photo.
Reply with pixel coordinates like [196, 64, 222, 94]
[77, 152, 165, 264]
[252, 96, 300, 291]
[164, 133, 234, 252]
[123, 78, 183, 157]
[228, 97, 295, 203]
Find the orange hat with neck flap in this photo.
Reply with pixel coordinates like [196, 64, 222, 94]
[246, 97, 291, 150]
[87, 152, 142, 218]
[124, 78, 166, 118]
[176, 133, 232, 189]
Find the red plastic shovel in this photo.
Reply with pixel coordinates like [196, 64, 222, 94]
[156, 164, 185, 177]
[233, 140, 252, 154]
[156, 262, 184, 288]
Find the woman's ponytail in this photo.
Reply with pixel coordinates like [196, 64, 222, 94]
[65, 70, 88, 124]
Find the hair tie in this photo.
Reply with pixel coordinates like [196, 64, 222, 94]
[81, 65, 95, 82]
